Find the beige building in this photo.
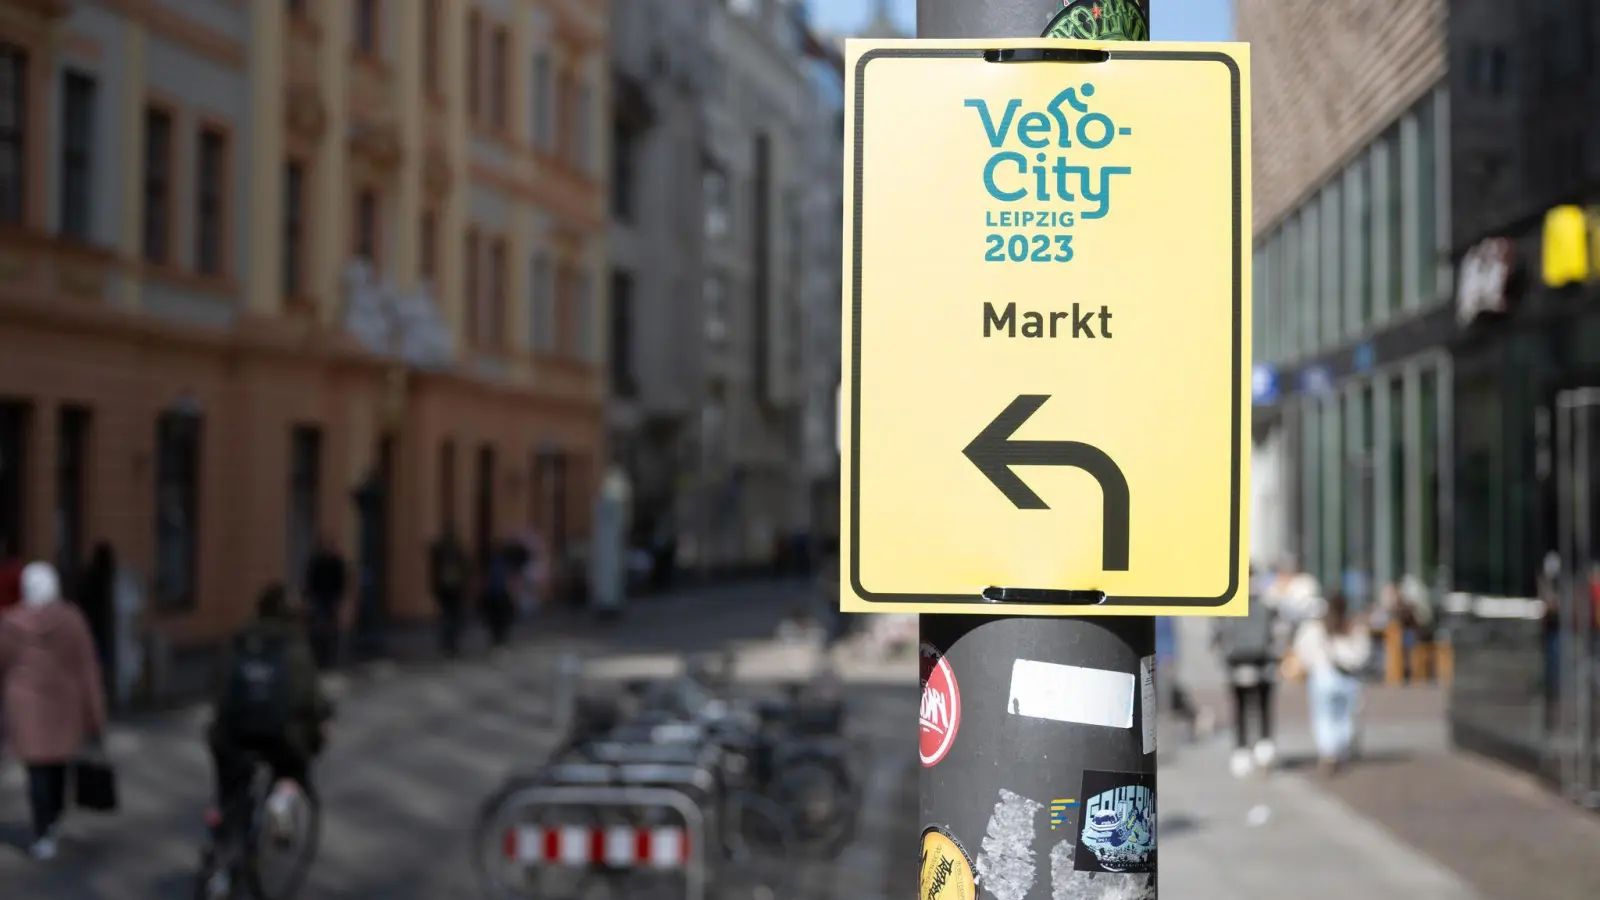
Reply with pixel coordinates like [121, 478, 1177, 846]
[0, 0, 609, 644]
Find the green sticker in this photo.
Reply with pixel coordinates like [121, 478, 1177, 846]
[1042, 0, 1150, 41]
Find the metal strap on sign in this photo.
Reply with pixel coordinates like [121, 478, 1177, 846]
[487, 785, 709, 900]
[503, 824, 691, 869]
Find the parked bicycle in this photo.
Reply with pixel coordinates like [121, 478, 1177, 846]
[470, 648, 864, 898]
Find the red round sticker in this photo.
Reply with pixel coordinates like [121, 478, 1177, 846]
[920, 642, 961, 767]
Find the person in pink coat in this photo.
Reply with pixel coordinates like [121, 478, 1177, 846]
[0, 561, 108, 860]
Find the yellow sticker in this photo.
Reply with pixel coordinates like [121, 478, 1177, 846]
[839, 39, 1253, 617]
[920, 827, 975, 900]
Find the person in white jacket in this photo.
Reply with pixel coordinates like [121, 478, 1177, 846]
[1292, 591, 1373, 775]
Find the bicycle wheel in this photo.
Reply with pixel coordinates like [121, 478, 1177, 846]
[765, 753, 859, 859]
[718, 790, 798, 899]
[244, 784, 321, 900]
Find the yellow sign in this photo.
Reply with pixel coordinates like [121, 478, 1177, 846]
[840, 40, 1252, 617]
[1543, 204, 1591, 287]
[920, 828, 975, 900]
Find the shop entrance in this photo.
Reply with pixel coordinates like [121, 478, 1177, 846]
[1554, 388, 1600, 807]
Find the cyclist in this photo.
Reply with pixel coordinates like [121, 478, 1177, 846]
[203, 583, 333, 861]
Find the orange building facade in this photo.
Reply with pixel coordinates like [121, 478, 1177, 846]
[0, 0, 608, 645]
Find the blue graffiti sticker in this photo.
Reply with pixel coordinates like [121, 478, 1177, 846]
[1073, 770, 1156, 874]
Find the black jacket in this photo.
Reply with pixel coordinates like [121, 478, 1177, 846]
[210, 618, 333, 756]
[303, 551, 347, 609]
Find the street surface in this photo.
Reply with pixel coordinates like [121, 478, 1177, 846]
[0, 580, 917, 900]
[8, 594, 1600, 899]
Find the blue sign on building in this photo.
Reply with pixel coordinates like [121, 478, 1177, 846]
[1251, 363, 1279, 406]
[1353, 342, 1375, 373]
[1301, 365, 1334, 397]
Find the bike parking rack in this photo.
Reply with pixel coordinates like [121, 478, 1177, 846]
[484, 784, 712, 900]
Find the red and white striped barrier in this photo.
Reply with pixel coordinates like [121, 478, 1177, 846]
[502, 825, 690, 869]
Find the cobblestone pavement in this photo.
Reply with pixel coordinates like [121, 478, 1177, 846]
[0, 582, 916, 899]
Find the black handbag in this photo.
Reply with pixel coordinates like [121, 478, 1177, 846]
[73, 757, 120, 813]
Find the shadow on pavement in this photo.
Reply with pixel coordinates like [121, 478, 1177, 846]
[1160, 811, 1203, 839]
[1273, 749, 1416, 773]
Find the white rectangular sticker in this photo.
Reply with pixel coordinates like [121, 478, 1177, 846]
[1007, 659, 1135, 730]
[1139, 655, 1157, 754]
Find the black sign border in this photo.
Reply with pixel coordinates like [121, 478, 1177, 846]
[848, 47, 1245, 608]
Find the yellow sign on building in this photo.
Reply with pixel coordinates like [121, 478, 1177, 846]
[1542, 204, 1591, 288]
[839, 40, 1253, 617]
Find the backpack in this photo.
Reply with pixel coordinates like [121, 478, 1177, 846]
[221, 632, 295, 740]
[1216, 597, 1276, 664]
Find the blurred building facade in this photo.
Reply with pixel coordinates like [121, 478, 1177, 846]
[1240, 0, 1454, 602]
[0, 0, 608, 643]
[603, 0, 842, 574]
[1446, 0, 1600, 599]
[605, 0, 713, 564]
[1444, 0, 1600, 798]
[692, 0, 813, 570]
[796, 26, 844, 550]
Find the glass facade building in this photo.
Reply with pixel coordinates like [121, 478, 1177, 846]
[1252, 84, 1454, 605]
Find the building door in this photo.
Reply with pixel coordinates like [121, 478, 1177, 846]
[55, 406, 90, 590]
[474, 444, 496, 570]
[351, 432, 394, 656]
[531, 448, 569, 599]
[286, 425, 321, 585]
[0, 400, 26, 557]
[1555, 388, 1600, 808]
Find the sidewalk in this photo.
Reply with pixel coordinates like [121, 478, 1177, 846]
[123, 575, 812, 716]
[1162, 673, 1600, 900]
[1158, 721, 1480, 900]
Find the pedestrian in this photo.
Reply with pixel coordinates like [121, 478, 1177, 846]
[1262, 556, 1320, 626]
[428, 526, 469, 658]
[0, 562, 108, 860]
[1540, 551, 1563, 730]
[1397, 573, 1435, 681]
[77, 542, 118, 703]
[301, 536, 348, 670]
[0, 534, 21, 615]
[1213, 566, 1282, 777]
[480, 542, 515, 649]
[1290, 590, 1373, 776]
[0, 534, 21, 772]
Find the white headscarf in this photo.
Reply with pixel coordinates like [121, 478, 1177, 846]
[21, 561, 61, 608]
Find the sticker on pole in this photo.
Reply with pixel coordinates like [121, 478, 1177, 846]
[920, 642, 962, 767]
[838, 38, 1253, 617]
[1075, 769, 1156, 874]
[920, 826, 976, 900]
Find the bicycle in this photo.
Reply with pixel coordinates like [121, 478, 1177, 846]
[194, 759, 321, 900]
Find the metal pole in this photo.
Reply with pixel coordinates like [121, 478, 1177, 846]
[915, 3, 1158, 899]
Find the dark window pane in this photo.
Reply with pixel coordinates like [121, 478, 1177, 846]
[356, 190, 377, 263]
[0, 44, 26, 224]
[197, 128, 226, 274]
[59, 70, 96, 240]
[355, 0, 379, 54]
[143, 108, 172, 262]
[419, 211, 436, 281]
[155, 412, 202, 612]
[283, 160, 304, 294]
[610, 270, 635, 396]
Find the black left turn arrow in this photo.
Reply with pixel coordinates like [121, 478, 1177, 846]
[962, 394, 1131, 571]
